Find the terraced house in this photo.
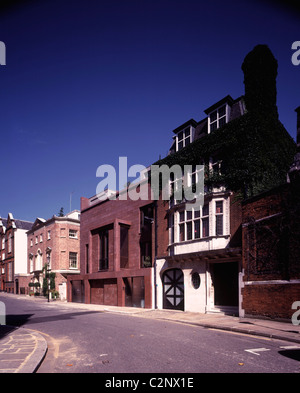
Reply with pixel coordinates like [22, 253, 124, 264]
[27, 210, 80, 300]
[0, 214, 33, 294]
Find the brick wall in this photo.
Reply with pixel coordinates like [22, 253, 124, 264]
[75, 184, 154, 307]
[242, 181, 300, 319]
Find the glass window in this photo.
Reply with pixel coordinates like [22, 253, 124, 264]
[191, 272, 201, 289]
[194, 220, 200, 239]
[209, 105, 227, 132]
[69, 229, 78, 238]
[120, 225, 129, 269]
[177, 127, 192, 151]
[99, 230, 109, 270]
[215, 201, 223, 236]
[69, 252, 78, 269]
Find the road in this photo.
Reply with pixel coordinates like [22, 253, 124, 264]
[1, 294, 299, 374]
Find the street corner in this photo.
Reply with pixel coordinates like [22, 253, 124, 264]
[0, 326, 47, 373]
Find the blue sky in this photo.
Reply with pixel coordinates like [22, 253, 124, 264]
[0, 0, 299, 222]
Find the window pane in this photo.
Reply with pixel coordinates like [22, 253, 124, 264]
[178, 131, 184, 141]
[219, 116, 226, 127]
[187, 222, 192, 240]
[218, 105, 226, 117]
[179, 224, 185, 242]
[178, 140, 183, 150]
[202, 204, 209, 216]
[194, 220, 200, 239]
[120, 226, 129, 269]
[202, 217, 209, 237]
[216, 215, 223, 236]
[187, 210, 192, 221]
[99, 230, 109, 270]
[69, 252, 77, 269]
[194, 209, 200, 219]
[184, 128, 190, 137]
[210, 122, 218, 132]
[179, 211, 185, 222]
[216, 201, 223, 213]
[210, 110, 217, 122]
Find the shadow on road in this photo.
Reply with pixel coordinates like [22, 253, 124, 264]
[278, 349, 300, 362]
[0, 325, 18, 340]
[6, 311, 102, 327]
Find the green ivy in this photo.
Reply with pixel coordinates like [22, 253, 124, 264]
[153, 112, 296, 199]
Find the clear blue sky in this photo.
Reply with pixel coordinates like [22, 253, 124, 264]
[0, 0, 299, 222]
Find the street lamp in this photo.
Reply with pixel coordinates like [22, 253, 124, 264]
[46, 253, 50, 302]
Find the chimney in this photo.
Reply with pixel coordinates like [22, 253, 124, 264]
[242, 45, 278, 117]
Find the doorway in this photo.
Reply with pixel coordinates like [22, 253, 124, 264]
[162, 268, 184, 311]
[211, 262, 238, 309]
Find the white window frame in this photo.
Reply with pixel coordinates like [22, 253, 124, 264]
[69, 229, 78, 239]
[176, 126, 193, 151]
[177, 206, 208, 243]
[69, 252, 78, 269]
[215, 200, 224, 236]
[208, 104, 229, 133]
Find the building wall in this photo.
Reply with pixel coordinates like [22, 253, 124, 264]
[27, 216, 80, 297]
[155, 192, 242, 314]
[69, 186, 154, 308]
[14, 229, 28, 275]
[242, 181, 300, 320]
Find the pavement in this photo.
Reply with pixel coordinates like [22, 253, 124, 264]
[0, 293, 300, 373]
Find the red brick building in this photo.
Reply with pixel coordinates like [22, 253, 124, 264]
[241, 108, 300, 320]
[27, 211, 80, 299]
[68, 185, 155, 307]
[0, 214, 33, 294]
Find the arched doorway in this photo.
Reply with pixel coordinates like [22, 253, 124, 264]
[162, 268, 184, 311]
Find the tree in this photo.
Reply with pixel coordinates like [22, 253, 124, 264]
[58, 207, 64, 217]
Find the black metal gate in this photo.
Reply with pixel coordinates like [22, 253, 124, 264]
[163, 268, 184, 311]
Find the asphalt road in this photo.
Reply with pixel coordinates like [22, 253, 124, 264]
[1, 295, 299, 374]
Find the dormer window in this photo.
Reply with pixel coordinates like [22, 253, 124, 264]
[209, 105, 227, 132]
[172, 120, 197, 153]
[205, 95, 234, 134]
[177, 127, 191, 151]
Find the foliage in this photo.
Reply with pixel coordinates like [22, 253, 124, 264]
[153, 112, 296, 199]
[42, 263, 56, 296]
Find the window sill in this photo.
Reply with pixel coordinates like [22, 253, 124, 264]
[168, 234, 230, 247]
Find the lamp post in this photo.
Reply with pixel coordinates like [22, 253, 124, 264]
[47, 253, 50, 302]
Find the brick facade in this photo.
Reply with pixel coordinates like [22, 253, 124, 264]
[27, 212, 80, 299]
[242, 180, 300, 319]
[68, 184, 155, 308]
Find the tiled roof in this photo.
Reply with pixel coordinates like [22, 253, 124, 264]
[14, 219, 33, 230]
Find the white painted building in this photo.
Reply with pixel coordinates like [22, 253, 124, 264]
[155, 95, 244, 316]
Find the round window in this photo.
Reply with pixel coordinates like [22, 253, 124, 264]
[191, 272, 201, 289]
